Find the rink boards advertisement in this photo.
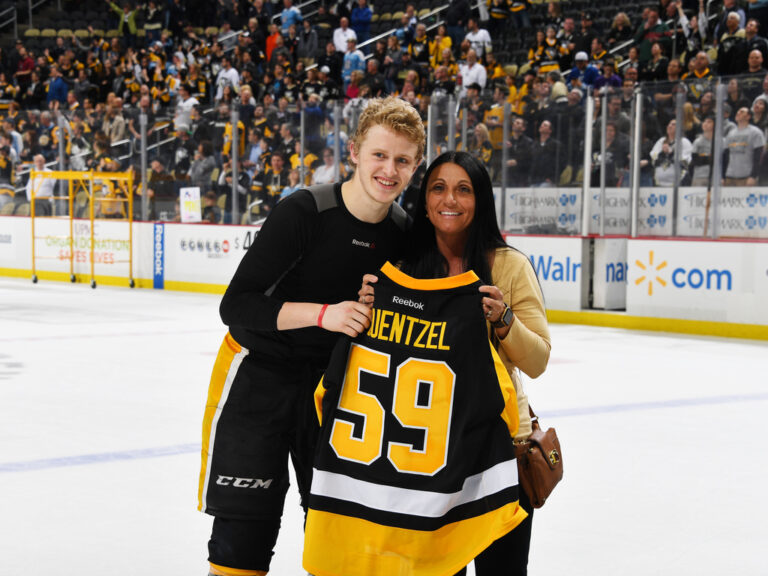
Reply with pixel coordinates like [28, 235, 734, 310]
[2, 217, 766, 327]
[0, 217, 260, 292]
[626, 239, 768, 325]
[502, 187, 768, 238]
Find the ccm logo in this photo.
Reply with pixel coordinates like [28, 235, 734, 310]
[216, 475, 274, 489]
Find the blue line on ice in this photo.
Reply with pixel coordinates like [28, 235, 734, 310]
[3, 393, 767, 473]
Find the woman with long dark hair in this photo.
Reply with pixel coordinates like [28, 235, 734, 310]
[361, 151, 551, 575]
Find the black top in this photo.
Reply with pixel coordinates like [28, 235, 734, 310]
[220, 183, 408, 367]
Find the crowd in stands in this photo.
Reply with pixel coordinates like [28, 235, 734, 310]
[2, 0, 768, 222]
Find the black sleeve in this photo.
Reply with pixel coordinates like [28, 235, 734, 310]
[751, 146, 763, 179]
[219, 189, 317, 331]
[722, 148, 730, 176]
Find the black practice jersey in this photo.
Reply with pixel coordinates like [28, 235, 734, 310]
[304, 263, 525, 576]
[220, 184, 408, 366]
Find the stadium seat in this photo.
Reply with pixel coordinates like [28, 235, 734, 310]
[40, 28, 57, 37]
[205, 26, 219, 36]
[58, 29, 74, 39]
[15, 202, 30, 216]
[106, 29, 121, 38]
[0, 201, 15, 216]
[74, 29, 90, 39]
[24, 28, 41, 38]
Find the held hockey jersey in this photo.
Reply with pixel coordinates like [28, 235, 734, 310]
[303, 262, 527, 576]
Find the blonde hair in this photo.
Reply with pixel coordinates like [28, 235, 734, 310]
[351, 96, 426, 163]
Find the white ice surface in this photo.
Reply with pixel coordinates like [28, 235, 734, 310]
[1, 278, 766, 575]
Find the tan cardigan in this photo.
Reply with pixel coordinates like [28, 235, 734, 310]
[490, 247, 551, 441]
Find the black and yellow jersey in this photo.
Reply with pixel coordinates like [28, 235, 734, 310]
[304, 263, 526, 576]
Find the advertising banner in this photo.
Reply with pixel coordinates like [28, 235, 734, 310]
[588, 188, 632, 235]
[162, 223, 261, 287]
[636, 187, 674, 236]
[505, 235, 589, 311]
[593, 238, 627, 310]
[503, 187, 582, 235]
[627, 239, 768, 324]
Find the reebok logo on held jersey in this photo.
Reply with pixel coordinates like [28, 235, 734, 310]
[392, 296, 425, 310]
[216, 475, 274, 489]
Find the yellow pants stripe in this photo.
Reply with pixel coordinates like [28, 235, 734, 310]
[198, 332, 249, 512]
[209, 562, 267, 576]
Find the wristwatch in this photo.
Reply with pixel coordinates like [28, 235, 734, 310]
[492, 304, 514, 329]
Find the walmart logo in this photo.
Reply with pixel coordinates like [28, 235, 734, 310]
[634, 251, 733, 295]
[635, 251, 668, 296]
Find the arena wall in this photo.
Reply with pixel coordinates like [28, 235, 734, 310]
[2, 215, 766, 339]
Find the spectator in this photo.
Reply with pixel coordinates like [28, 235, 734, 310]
[383, 36, 403, 95]
[311, 147, 341, 185]
[650, 119, 693, 186]
[642, 42, 669, 82]
[591, 121, 629, 187]
[717, 12, 747, 74]
[297, 20, 319, 67]
[333, 17, 357, 54]
[567, 51, 600, 89]
[594, 61, 622, 91]
[464, 17, 492, 59]
[723, 106, 765, 185]
[190, 140, 217, 190]
[255, 151, 289, 214]
[753, 97, 768, 137]
[215, 56, 240, 102]
[102, 100, 126, 145]
[726, 78, 750, 122]
[444, 0, 471, 53]
[318, 42, 344, 85]
[202, 189, 222, 224]
[279, 168, 302, 200]
[280, 0, 303, 36]
[573, 11, 598, 56]
[634, 8, 671, 65]
[106, 0, 139, 49]
[505, 116, 533, 187]
[607, 12, 633, 49]
[690, 115, 715, 186]
[350, 0, 373, 48]
[25, 154, 55, 215]
[715, 0, 746, 41]
[529, 120, 563, 186]
[342, 38, 365, 92]
[683, 51, 714, 103]
[458, 49, 487, 99]
[361, 59, 386, 97]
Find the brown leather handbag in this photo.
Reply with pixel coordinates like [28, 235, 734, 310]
[514, 407, 563, 509]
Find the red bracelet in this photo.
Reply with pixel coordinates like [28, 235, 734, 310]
[317, 303, 329, 328]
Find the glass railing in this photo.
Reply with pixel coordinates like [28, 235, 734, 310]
[3, 73, 768, 239]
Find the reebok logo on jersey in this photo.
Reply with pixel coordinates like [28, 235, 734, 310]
[392, 296, 425, 310]
[352, 239, 375, 249]
[216, 475, 274, 489]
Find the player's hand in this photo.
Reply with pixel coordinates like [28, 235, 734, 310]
[322, 301, 372, 337]
[358, 274, 378, 307]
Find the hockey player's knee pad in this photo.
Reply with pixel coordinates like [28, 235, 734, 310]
[209, 562, 267, 576]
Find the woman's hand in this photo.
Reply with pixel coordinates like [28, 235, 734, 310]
[358, 274, 378, 307]
[479, 285, 512, 338]
[321, 301, 372, 337]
